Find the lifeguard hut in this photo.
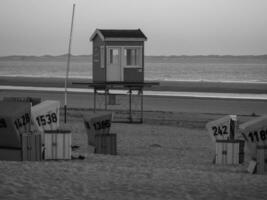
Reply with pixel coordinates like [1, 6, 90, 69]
[75, 29, 158, 122]
[90, 29, 146, 83]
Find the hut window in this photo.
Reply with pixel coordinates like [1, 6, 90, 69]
[125, 48, 142, 67]
[109, 48, 119, 65]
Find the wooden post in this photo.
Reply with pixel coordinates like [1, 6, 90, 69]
[129, 88, 132, 122]
[93, 88, 96, 113]
[105, 88, 108, 111]
[140, 88, 143, 123]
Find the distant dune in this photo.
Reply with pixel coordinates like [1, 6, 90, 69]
[0, 54, 92, 62]
[0, 54, 267, 63]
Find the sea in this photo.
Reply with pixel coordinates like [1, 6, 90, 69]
[1, 59, 267, 83]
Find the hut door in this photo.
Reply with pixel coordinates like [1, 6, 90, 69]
[106, 47, 122, 81]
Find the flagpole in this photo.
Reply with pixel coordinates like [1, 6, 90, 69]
[64, 3, 75, 123]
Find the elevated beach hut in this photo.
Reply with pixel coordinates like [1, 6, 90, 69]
[89, 29, 147, 83]
[74, 29, 158, 122]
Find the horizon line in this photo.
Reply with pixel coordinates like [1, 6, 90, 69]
[1, 53, 267, 58]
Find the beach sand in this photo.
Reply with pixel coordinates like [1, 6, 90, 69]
[0, 77, 267, 199]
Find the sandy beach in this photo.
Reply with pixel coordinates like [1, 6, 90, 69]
[0, 77, 267, 199]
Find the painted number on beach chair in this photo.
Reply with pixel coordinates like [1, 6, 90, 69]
[14, 113, 31, 130]
[206, 115, 237, 142]
[0, 118, 7, 128]
[93, 120, 111, 131]
[85, 120, 111, 131]
[36, 112, 57, 126]
[239, 116, 267, 158]
[247, 130, 267, 143]
[212, 125, 228, 136]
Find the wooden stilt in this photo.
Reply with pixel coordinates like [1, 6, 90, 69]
[79, 82, 158, 123]
[93, 89, 96, 113]
[104, 88, 108, 111]
[140, 89, 143, 123]
[129, 89, 132, 122]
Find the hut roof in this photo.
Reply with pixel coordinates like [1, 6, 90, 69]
[90, 29, 147, 41]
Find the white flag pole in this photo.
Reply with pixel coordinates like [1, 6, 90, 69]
[64, 4, 75, 123]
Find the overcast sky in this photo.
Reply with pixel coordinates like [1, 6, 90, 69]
[0, 0, 267, 56]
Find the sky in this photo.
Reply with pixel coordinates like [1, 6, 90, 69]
[0, 0, 267, 56]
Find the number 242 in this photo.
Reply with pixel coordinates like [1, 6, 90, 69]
[212, 125, 228, 136]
